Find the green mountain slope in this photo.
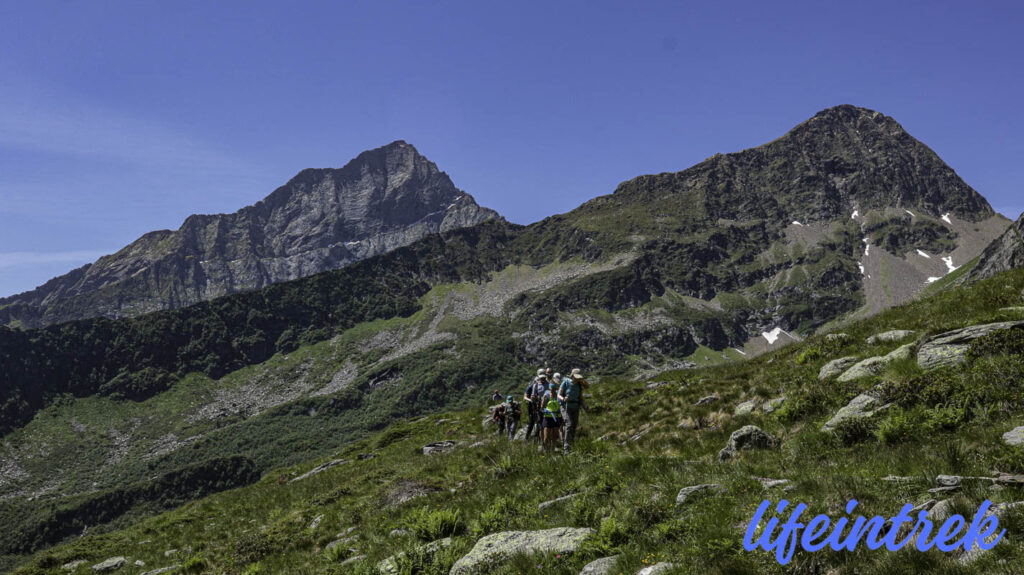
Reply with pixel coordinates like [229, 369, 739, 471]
[0, 105, 1013, 568]
[10, 269, 1024, 574]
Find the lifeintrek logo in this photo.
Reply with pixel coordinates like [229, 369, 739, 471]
[744, 499, 1004, 564]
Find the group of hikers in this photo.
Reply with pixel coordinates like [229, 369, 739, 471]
[489, 367, 589, 453]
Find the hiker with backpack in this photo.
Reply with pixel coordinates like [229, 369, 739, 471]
[492, 400, 508, 436]
[540, 379, 564, 449]
[503, 395, 522, 440]
[558, 368, 589, 453]
[523, 368, 548, 441]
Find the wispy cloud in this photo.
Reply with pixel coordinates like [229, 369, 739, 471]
[0, 250, 111, 270]
[0, 69, 250, 174]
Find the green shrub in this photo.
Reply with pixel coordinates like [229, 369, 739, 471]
[833, 416, 876, 446]
[405, 507, 465, 541]
[967, 327, 1024, 362]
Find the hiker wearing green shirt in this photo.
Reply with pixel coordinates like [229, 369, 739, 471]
[558, 368, 589, 453]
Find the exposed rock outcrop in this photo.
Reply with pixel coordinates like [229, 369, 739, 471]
[0, 141, 500, 328]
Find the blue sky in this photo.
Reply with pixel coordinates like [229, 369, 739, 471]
[1, 1, 1022, 297]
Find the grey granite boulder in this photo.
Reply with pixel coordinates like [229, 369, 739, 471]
[449, 527, 593, 574]
[718, 425, 778, 461]
[917, 321, 1024, 371]
[837, 343, 915, 382]
[822, 394, 889, 431]
[1004, 427, 1024, 446]
[578, 555, 621, 575]
[866, 330, 916, 344]
[818, 356, 858, 380]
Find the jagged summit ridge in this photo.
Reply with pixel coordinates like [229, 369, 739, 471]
[606, 104, 993, 225]
[0, 141, 500, 328]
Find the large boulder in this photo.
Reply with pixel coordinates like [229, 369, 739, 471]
[837, 344, 915, 382]
[917, 321, 1024, 371]
[578, 555, 620, 575]
[822, 394, 889, 430]
[449, 527, 593, 574]
[866, 330, 916, 344]
[818, 356, 858, 380]
[718, 426, 778, 461]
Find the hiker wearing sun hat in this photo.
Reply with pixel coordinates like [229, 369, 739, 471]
[558, 368, 589, 453]
[523, 368, 547, 441]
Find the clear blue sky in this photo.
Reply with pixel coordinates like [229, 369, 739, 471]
[1, 1, 1022, 297]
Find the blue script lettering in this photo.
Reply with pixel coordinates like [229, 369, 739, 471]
[743, 499, 1006, 565]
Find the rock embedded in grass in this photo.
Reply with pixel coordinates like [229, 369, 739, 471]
[578, 555, 621, 575]
[866, 330, 917, 344]
[837, 343, 915, 382]
[718, 425, 778, 461]
[818, 356, 859, 380]
[1003, 426, 1024, 446]
[695, 395, 719, 406]
[733, 400, 758, 415]
[761, 397, 786, 414]
[422, 441, 457, 455]
[449, 527, 594, 575]
[917, 320, 1024, 370]
[91, 556, 127, 572]
[675, 484, 722, 505]
[821, 394, 890, 430]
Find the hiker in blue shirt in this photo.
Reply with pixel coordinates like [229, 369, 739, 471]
[557, 368, 589, 453]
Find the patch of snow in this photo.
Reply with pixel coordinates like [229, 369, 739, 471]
[905, 210, 915, 217]
[344, 241, 361, 247]
[941, 213, 953, 224]
[733, 348, 747, 356]
[792, 220, 804, 226]
[858, 263, 865, 275]
[926, 277, 941, 284]
[942, 256, 958, 274]
[762, 327, 788, 345]
[862, 238, 871, 256]
[916, 249, 931, 259]
[851, 210, 859, 219]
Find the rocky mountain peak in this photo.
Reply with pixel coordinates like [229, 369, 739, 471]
[0, 142, 501, 328]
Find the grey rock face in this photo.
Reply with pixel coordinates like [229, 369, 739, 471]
[818, 356, 858, 380]
[0, 141, 500, 328]
[969, 211, 1024, 281]
[718, 425, 778, 461]
[917, 321, 1024, 370]
[449, 527, 594, 575]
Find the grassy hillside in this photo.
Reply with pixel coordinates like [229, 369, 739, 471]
[11, 269, 1024, 574]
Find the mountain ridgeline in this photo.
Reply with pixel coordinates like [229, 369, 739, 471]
[0, 105, 1016, 567]
[0, 141, 499, 329]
